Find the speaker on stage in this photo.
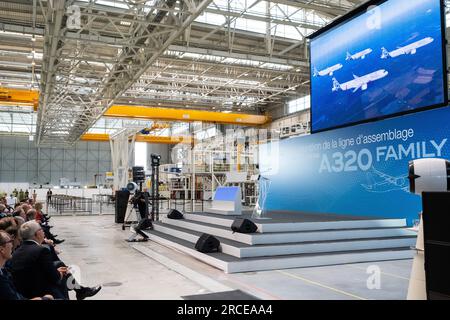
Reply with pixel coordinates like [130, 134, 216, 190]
[195, 234, 220, 253]
[132, 166, 145, 184]
[115, 190, 130, 223]
[422, 192, 450, 300]
[167, 209, 184, 220]
[231, 218, 258, 234]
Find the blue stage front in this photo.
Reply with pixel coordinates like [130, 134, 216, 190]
[260, 106, 450, 225]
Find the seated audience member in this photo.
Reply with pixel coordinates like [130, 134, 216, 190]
[4, 223, 21, 252]
[13, 208, 26, 221]
[0, 204, 8, 216]
[0, 218, 18, 236]
[0, 230, 54, 300]
[25, 209, 37, 222]
[27, 208, 64, 244]
[21, 204, 31, 214]
[9, 221, 101, 300]
[13, 216, 25, 228]
[1, 203, 11, 214]
[34, 202, 47, 223]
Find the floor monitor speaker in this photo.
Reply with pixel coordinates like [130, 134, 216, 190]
[195, 234, 220, 253]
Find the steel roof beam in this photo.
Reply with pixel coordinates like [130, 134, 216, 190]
[35, 0, 66, 145]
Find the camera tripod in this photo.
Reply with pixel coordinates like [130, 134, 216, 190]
[124, 204, 150, 242]
[123, 153, 161, 242]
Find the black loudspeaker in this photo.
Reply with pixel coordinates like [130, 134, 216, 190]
[132, 166, 145, 183]
[231, 218, 258, 234]
[422, 192, 450, 300]
[167, 209, 184, 220]
[195, 234, 220, 253]
[115, 190, 130, 223]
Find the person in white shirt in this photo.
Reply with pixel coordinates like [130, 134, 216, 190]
[6, 195, 17, 208]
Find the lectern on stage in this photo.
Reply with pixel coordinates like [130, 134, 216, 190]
[205, 186, 242, 216]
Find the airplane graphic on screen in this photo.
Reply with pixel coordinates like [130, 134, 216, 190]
[381, 37, 434, 59]
[346, 48, 373, 61]
[313, 63, 343, 77]
[332, 69, 389, 93]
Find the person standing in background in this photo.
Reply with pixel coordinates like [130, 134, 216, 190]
[46, 189, 52, 205]
[32, 190, 37, 204]
[6, 195, 16, 209]
[18, 190, 24, 202]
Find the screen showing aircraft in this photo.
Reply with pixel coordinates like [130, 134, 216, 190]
[310, 0, 447, 133]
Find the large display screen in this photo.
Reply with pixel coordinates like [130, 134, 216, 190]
[309, 0, 448, 133]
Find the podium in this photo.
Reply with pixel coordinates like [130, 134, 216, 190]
[205, 186, 242, 216]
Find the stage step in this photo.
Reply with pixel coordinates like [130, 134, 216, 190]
[142, 229, 414, 273]
[152, 222, 417, 258]
[183, 213, 407, 233]
[160, 217, 417, 245]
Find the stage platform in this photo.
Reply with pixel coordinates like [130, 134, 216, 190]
[182, 211, 408, 233]
[142, 211, 416, 273]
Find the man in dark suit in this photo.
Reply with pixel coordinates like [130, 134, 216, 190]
[0, 230, 54, 300]
[9, 221, 101, 300]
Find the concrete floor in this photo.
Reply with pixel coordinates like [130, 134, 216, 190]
[51, 214, 413, 300]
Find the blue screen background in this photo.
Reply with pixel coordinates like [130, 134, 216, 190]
[260, 106, 450, 226]
[310, 0, 445, 132]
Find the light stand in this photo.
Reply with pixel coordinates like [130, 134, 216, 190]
[150, 154, 161, 222]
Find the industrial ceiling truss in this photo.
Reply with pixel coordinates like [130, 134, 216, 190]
[0, 0, 365, 145]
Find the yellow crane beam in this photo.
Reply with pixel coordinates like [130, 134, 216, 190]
[0, 88, 270, 126]
[80, 133, 110, 141]
[142, 122, 171, 131]
[81, 133, 193, 144]
[104, 105, 270, 126]
[136, 135, 193, 144]
[0, 88, 39, 110]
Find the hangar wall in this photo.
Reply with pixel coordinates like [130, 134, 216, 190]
[0, 135, 112, 186]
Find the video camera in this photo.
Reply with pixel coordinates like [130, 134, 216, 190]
[151, 154, 161, 167]
[126, 180, 146, 212]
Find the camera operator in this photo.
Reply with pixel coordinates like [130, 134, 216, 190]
[130, 189, 149, 220]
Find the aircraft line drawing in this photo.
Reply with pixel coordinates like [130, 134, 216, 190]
[361, 167, 409, 193]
